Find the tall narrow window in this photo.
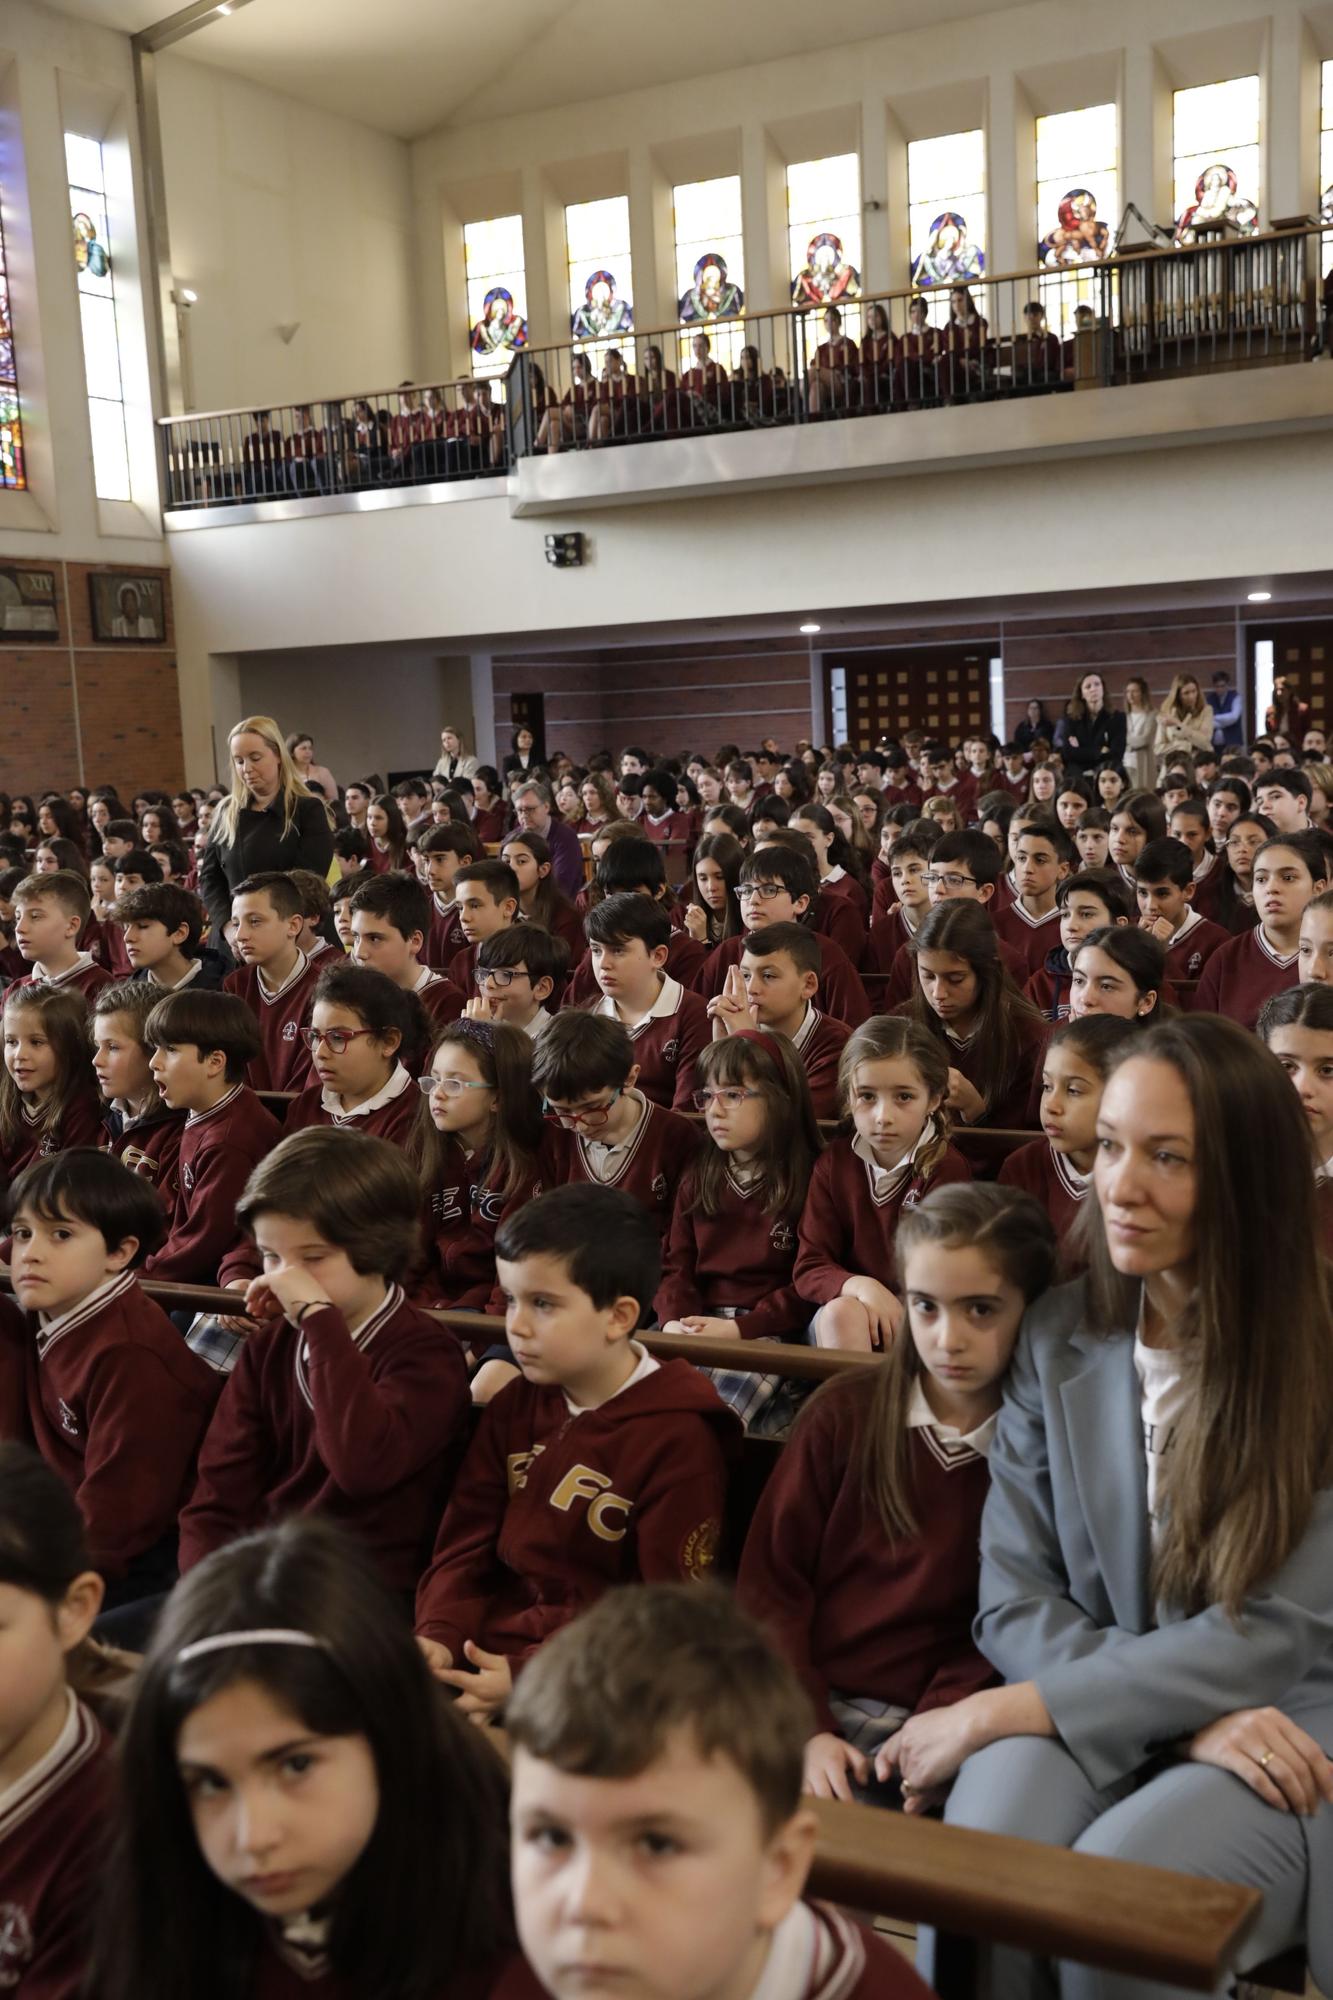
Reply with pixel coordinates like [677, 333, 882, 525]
[1172, 77, 1261, 243]
[908, 130, 987, 291]
[787, 154, 861, 361]
[673, 174, 745, 368]
[565, 196, 634, 356]
[0, 190, 24, 490]
[1321, 60, 1333, 274]
[1036, 103, 1118, 332]
[464, 215, 528, 381]
[66, 132, 130, 501]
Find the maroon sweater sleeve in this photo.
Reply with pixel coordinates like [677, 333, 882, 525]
[300, 1302, 469, 1495]
[737, 1399, 842, 1730]
[653, 1186, 708, 1325]
[630, 1415, 729, 1588]
[78, 1346, 215, 1578]
[731, 1279, 809, 1343]
[669, 998, 710, 1110]
[793, 1152, 856, 1306]
[414, 1398, 512, 1654]
[1191, 945, 1225, 1014]
[913, 1635, 999, 1714]
[177, 1342, 273, 1571]
[144, 1140, 261, 1283]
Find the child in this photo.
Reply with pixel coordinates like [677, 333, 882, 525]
[1073, 805, 1110, 871]
[223, 871, 321, 1091]
[349, 870, 465, 1027]
[1026, 869, 1133, 1022]
[1055, 779, 1090, 831]
[142, 990, 281, 1282]
[474, 923, 566, 1035]
[114, 882, 224, 991]
[567, 835, 708, 998]
[866, 831, 1027, 996]
[419, 821, 481, 969]
[1192, 831, 1329, 1030]
[92, 979, 186, 1194]
[991, 819, 1073, 977]
[88, 853, 116, 927]
[586, 894, 709, 1109]
[447, 857, 521, 992]
[1107, 790, 1167, 884]
[1132, 836, 1228, 983]
[415, 1184, 737, 1713]
[332, 824, 370, 878]
[685, 830, 745, 947]
[0, 984, 104, 1185]
[794, 1019, 971, 1351]
[1299, 886, 1333, 986]
[1068, 926, 1165, 1021]
[999, 1014, 1138, 1257]
[907, 901, 1047, 1129]
[366, 792, 408, 873]
[330, 874, 359, 952]
[287, 865, 335, 961]
[92, 1517, 513, 2000]
[0, 1444, 113, 2000]
[179, 1129, 470, 1592]
[501, 1583, 932, 1999]
[1, 1151, 218, 1602]
[708, 921, 851, 1118]
[1212, 810, 1273, 936]
[284, 963, 424, 1140]
[1167, 797, 1221, 914]
[10, 870, 112, 1001]
[740, 1184, 1056, 1809]
[699, 848, 870, 1026]
[1259, 983, 1333, 1254]
[499, 828, 587, 969]
[871, 820, 929, 925]
[533, 1011, 700, 1233]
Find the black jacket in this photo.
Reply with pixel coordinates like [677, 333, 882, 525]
[197, 794, 334, 943]
[1053, 706, 1127, 774]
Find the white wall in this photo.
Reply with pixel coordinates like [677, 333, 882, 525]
[155, 55, 418, 414]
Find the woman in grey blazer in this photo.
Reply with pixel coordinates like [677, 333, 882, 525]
[879, 1017, 1333, 2000]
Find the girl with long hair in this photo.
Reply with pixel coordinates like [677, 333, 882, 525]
[575, 771, 622, 837]
[0, 984, 103, 1183]
[499, 827, 585, 968]
[684, 831, 745, 946]
[791, 801, 870, 908]
[739, 1183, 1056, 1806]
[1212, 808, 1273, 935]
[1068, 927, 1166, 1023]
[365, 794, 408, 875]
[999, 1012, 1139, 1261]
[908, 900, 1046, 1129]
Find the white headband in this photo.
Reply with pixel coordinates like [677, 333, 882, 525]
[175, 1628, 327, 1666]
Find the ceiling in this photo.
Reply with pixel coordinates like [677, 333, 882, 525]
[52, 0, 1026, 140]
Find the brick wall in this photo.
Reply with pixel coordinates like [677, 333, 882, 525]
[0, 558, 183, 799]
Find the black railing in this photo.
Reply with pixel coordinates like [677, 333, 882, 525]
[158, 225, 1327, 512]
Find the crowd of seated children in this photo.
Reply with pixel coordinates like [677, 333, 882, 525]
[1025, 868, 1133, 1021]
[998, 1014, 1138, 1259]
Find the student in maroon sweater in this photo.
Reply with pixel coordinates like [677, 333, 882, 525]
[865, 826, 934, 956]
[1068, 926, 1167, 1025]
[349, 870, 466, 1039]
[1259, 983, 1333, 1256]
[9, 868, 113, 1003]
[0, 1446, 115, 2000]
[474, 923, 565, 1038]
[795, 1018, 971, 1350]
[500, 827, 588, 973]
[584, 894, 709, 1109]
[567, 834, 709, 1000]
[999, 1014, 1138, 1268]
[223, 871, 321, 1092]
[0, 982, 104, 1191]
[742, 1184, 1055, 1808]
[991, 818, 1072, 979]
[870, 830, 1027, 1003]
[419, 822, 481, 970]
[1193, 832, 1329, 1031]
[142, 988, 281, 1283]
[1132, 837, 1228, 986]
[706, 922, 851, 1118]
[416, 1185, 738, 1715]
[0, 1152, 218, 1601]
[905, 901, 1047, 1130]
[499, 1584, 933, 2000]
[696, 845, 870, 1026]
[1024, 869, 1133, 1023]
[179, 1128, 470, 1593]
[1169, 797, 1225, 919]
[443, 857, 522, 996]
[93, 1518, 515, 2000]
[532, 1011, 701, 1233]
[92, 979, 186, 1202]
[282, 962, 425, 1143]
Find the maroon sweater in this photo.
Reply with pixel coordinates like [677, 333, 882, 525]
[101, 1102, 185, 1208]
[415, 1358, 738, 1661]
[563, 926, 707, 1005]
[0, 1696, 113, 2000]
[737, 1381, 996, 1732]
[864, 904, 921, 972]
[556, 1097, 701, 1234]
[811, 886, 868, 971]
[255, 1944, 503, 2000]
[283, 1067, 419, 1144]
[656, 1167, 809, 1341]
[696, 932, 870, 1027]
[1190, 925, 1299, 1031]
[0, 1274, 219, 1578]
[998, 1138, 1091, 1270]
[426, 895, 467, 970]
[991, 898, 1063, 978]
[794, 1135, 973, 1305]
[416, 1128, 565, 1313]
[874, 931, 1027, 1009]
[591, 979, 709, 1110]
[0, 1089, 104, 1189]
[1160, 913, 1228, 985]
[224, 954, 321, 1092]
[10, 958, 113, 1004]
[179, 1285, 469, 1592]
[793, 1009, 852, 1120]
[945, 1010, 1048, 1129]
[142, 1084, 282, 1284]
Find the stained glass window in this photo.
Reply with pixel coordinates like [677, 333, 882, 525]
[66, 132, 130, 502]
[908, 130, 987, 297]
[787, 154, 861, 360]
[1321, 60, 1333, 274]
[1035, 104, 1117, 334]
[1172, 77, 1260, 244]
[673, 175, 745, 368]
[0, 189, 24, 491]
[566, 196, 634, 358]
[464, 215, 528, 381]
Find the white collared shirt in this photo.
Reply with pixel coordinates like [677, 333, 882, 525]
[596, 974, 681, 1034]
[907, 1377, 997, 1458]
[1165, 907, 1204, 949]
[257, 948, 309, 1001]
[1051, 1145, 1092, 1201]
[562, 1340, 660, 1415]
[851, 1124, 932, 1203]
[187, 1082, 243, 1126]
[320, 1063, 412, 1122]
[582, 1090, 649, 1182]
[32, 951, 96, 986]
[791, 1003, 819, 1053]
[1255, 926, 1300, 969]
[148, 956, 202, 992]
[35, 1270, 136, 1356]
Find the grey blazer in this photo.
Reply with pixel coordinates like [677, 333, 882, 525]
[977, 1276, 1333, 1988]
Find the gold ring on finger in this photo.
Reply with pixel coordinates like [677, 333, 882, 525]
[1258, 1750, 1275, 1770]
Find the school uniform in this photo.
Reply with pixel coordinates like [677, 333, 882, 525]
[366, 839, 397, 876]
[991, 867, 1018, 915]
[557, 1093, 700, 1233]
[821, 866, 870, 929]
[411, 964, 466, 1029]
[641, 807, 694, 848]
[811, 887, 868, 971]
[0, 1691, 113, 2000]
[224, 951, 321, 1092]
[179, 1283, 469, 1593]
[944, 1013, 1047, 1130]
[875, 931, 1027, 1008]
[1156, 908, 1228, 986]
[790, 1005, 852, 1120]
[1190, 925, 1298, 1031]
[253, 1923, 504, 2000]
[738, 1376, 996, 1733]
[283, 1063, 418, 1145]
[0, 1090, 105, 1194]
[656, 1168, 808, 1341]
[0, 1271, 219, 1581]
[795, 1128, 972, 1308]
[415, 1348, 738, 1662]
[1188, 846, 1223, 920]
[142, 1084, 282, 1284]
[562, 925, 706, 1006]
[696, 933, 870, 1028]
[865, 903, 920, 971]
[869, 865, 896, 924]
[593, 975, 709, 1110]
[10, 953, 113, 1003]
[1025, 948, 1073, 1023]
[101, 923, 133, 978]
[991, 899, 1063, 979]
[426, 894, 467, 970]
[998, 1139, 1092, 1268]
[471, 803, 507, 845]
[416, 1129, 564, 1313]
[102, 1098, 186, 1204]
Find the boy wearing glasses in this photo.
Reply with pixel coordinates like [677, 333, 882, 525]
[533, 1013, 699, 1233]
[224, 872, 322, 1091]
[697, 848, 870, 1027]
[349, 871, 466, 1029]
[472, 924, 565, 1036]
[586, 895, 709, 1109]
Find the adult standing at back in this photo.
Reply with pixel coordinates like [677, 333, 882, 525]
[1054, 673, 1126, 777]
[512, 779, 585, 899]
[198, 715, 334, 946]
[1154, 672, 1215, 779]
[434, 725, 478, 784]
[1122, 676, 1156, 790]
[285, 730, 338, 802]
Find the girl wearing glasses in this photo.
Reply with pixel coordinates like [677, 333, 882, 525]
[284, 964, 425, 1146]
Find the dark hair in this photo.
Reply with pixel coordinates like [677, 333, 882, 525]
[113, 883, 206, 956]
[1113, 790, 1168, 842]
[349, 869, 431, 945]
[738, 845, 817, 911]
[333, 826, 371, 865]
[593, 836, 667, 901]
[237, 1128, 421, 1280]
[686, 1035, 821, 1222]
[311, 962, 428, 1075]
[1014, 819, 1076, 867]
[113, 849, 164, 885]
[14, 867, 91, 926]
[494, 1183, 660, 1317]
[1208, 774, 1252, 814]
[1056, 867, 1134, 923]
[789, 799, 865, 886]
[144, 990, 261, 1082]
[1258, 980, 1333, 1044]
[0, 985, 101, 1149]
[1047, 1011, 1140, 1073]
[531, 1011, 635, 1100]
[0, 1441, 92, 1601]
[92, 1518, 513, 2000]
[36, 837, 90, 881]
[1133, 837, 1194, 892]
[740, 919, 821, 979]
[499, 828, 576, 933]
[368, 794, 408, 869]
[1168, 797, 1211, 832]
[455, 858, 520, 907]
[149, 840, 191, 882]
[908, 901, 1040, 1110]
[410, 1020, 544, 1203]
[1071, 926, 1166, 1018]
[1253, 831, 1329, 886]
[102, 819, 139, 844]
[232, 871, 305, 923]
[585, 893, 671, 954]
[1255, 767, 1314, 806]
[477, 922, 568, 988]
[6, 1147, 166, 1260]
[689, 833, 744, 943]
[419, 821, 483, 861]
[930, 828, 1002, 889]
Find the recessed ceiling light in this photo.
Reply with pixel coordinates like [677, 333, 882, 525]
[216, 4, 232, 14]
[799, 622, 821, 635]
[1248, 590, 1272, 602]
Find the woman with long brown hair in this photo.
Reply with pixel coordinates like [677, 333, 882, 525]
[1153, 671, 1215, 781]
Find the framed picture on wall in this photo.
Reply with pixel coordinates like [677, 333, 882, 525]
[90, 572, 166, 643]
[0, 563, 60, 638]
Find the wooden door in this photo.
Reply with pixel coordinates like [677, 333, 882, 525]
[825, 646, 993, 749]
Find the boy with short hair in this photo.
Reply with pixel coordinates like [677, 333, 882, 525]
[114, 882, 223, 992]
[393, 775, 432, 836]
[99, 820, 138, 863]
[866, 831, 1025, 998]
[996, 742, 1030, 798]
[1192, 831, 1330, 1029]
[447, 858, 521, 993]
[1026, 869, 1133, 1021]
[707, 922, 850, 1119]
[564, 837, 707, 1002]
[112, 849, 163, 899]
[349, 870, 466, 1026]
[1073, 805, 1110, 871]
[333, 825, 371, 877]
[142, 989, 281, 1281]
[474, 923, 565, 1036]
[11, 872, 112, 1001]
[534, 1012, 700, 1231]
[699, 848, 869, 1027]
[586, 895, 708, 1110]
[223, 871, 321, 1091]
[419, 821, 482, 969]
[0, 1149, 218, 1603]
[178, 1127, 470, 1592]
[92, 980, 186, 1195]
[1132, 837, 1228, 984]
[415, 1183, 738, 1716]
[868, 825, 934, 935]
[497, 1584, 929, 2000]
[1254, 768, 1313, 835]
[992, 819, 1074, 975]
[287, 867, 335, 961]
